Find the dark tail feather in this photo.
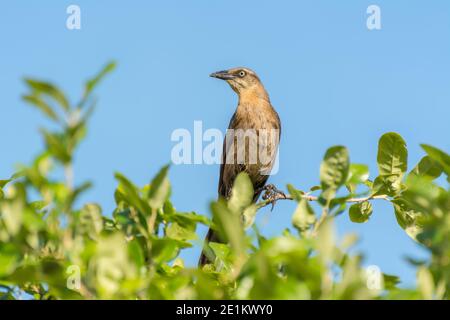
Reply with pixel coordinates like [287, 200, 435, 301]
[198, 227, 222, 267]
[198, 187, 266, 267]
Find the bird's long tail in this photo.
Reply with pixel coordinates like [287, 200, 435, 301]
[198, 189, 266, 267]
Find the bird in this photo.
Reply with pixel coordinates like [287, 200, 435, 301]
[198, 67, 281, 266]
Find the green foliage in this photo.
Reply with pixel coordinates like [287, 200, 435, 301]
[346, 164, 369, 194]
[373, 133, 408, 197]
[320, 146, 349, 201]
[421, 144, 450, 182]
[292, 199, 316, 234]
[0, 64, 449, 300]
[349, 201, 373, 223]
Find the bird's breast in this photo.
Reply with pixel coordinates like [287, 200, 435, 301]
[223, 102, 280, 178]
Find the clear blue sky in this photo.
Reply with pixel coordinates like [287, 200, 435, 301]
[1, 1, 449, 287]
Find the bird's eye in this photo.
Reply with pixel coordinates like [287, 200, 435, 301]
[239, 71, 246, 77]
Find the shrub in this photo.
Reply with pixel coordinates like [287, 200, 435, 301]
[0, 63, 448, 300]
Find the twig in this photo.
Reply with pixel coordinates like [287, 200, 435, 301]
[256, 190, 390, 237]
[148, 208, 158, 235]
[256, 193, 390, 210]
[64, 163, 74, 191]
[312, 205, 329, 236]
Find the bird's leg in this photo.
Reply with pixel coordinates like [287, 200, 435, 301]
[261, 184, 287, 211]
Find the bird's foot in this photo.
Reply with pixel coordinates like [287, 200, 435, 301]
[262, 184, 287, 211]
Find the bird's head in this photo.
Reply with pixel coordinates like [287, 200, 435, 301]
[210, 67, 267, 98]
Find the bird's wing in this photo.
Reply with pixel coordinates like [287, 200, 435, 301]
[251, 108, 281, 201]
[218, 112, 238, 198]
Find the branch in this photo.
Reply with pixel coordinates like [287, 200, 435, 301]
[256, 191, 390, 210]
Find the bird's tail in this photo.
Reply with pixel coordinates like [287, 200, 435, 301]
[198, 227, 223, 267]
[198, 190, 266, 267]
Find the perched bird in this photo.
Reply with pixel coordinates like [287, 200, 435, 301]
[199, 67, 281, 266]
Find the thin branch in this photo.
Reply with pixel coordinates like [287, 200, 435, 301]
[256, 192, 390, 210]
[148, 208, 158, 235]
[312, 204, 329, 236]
[64, 163, 74, 191]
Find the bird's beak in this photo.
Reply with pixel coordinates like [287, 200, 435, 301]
[210, 70, 236, 80]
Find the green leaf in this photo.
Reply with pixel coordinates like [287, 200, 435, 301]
[373, 133, 408, 197]
[40, 129, 71, 164]
[166, 222, 197, 241]
[242, 204, 258, 229]
[115, 172, 151, 216]
[22, 209, 46, 232]
[287, 184, 304, 201]
[373, 174, 402, 197]
[0, 180, 11, 189]
[377, 133, 408, 176]
[83, 61, 117, 103]
[409, 156, 443, 180]
[210, 198, 245, 255]
[228, 172, 253, 213]
[0, 190, 25, 236]
[292, 199, 316, 233]
[349, 201, 373, 223]
[29, 201, 48, 211]
[346, 164, 369, 193]
[329, 196, 349, 216]
[128, 239, 145, 268]
[168, 211, 211, 227]
[148, 165, 171, 209]
[383, 273, 401, 290]
[70, 181, 93, 206]
[151, 239, 181, 264]
[0, 244, 20, 277]
[392, 198, 423, 241]
[67, 121, 87, 149]
[24, 78, 70, 112]
[22, 94, 60, 122]
[88, 233, 138, 298]
[79, 203, 103, 239]
[316, 218, 335, 263]
[209, 242, 231, 266]
[320, 146, 349, 201]
[403, 175, 444, 214]
[421, 144, 450, 182]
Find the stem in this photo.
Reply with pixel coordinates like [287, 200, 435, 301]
[257, 189, 390, 236]
[64, 163, 74, 191]
[312, 205, 329, 236]
[147, 208, 158, 267]
[257, 193, 390, 210]
[148, 208, 158, 235]
[78, 282, 94, 300]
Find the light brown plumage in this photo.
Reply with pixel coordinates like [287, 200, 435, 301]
[199, 67, 281, 266]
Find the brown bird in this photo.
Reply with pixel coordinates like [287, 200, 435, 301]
[199, 67, 281, 266]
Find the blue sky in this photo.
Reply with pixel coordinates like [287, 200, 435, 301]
[1, 1, 449, 287]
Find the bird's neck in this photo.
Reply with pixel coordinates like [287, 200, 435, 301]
[237, 85, 271, 107]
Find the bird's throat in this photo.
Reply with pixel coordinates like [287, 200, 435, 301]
[237, 85, 270, 107]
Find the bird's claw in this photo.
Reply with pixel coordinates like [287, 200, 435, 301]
[262, 184, 287, 211]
